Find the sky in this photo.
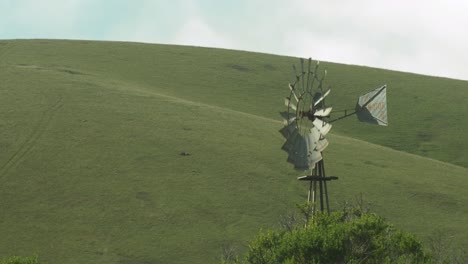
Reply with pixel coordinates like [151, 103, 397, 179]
[1, 0, 467, 80]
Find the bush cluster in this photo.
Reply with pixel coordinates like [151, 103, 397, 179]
[225, 204, 434, 264]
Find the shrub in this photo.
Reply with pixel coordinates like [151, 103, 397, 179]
[229, 205, 432, 264]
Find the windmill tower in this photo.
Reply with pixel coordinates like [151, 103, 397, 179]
[280, 58, 387, 216]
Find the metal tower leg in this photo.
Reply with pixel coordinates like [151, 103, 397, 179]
[297, 159, 338, 218]
[317, 161, 324, 212]
[321, 160, 331, 214]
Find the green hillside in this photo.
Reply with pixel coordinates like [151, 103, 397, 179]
[0, 39, 466, 263]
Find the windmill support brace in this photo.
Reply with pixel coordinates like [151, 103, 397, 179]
[298, 161, 338, 215]
[329, 109, 357, 123]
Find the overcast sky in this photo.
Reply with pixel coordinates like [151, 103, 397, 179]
[1, 0, 467, 80]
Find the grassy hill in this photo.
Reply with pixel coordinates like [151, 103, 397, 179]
[0, 39, 466, 263]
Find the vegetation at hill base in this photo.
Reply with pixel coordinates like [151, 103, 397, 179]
[223, 202, 465, 264]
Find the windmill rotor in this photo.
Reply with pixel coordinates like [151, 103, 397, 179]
[281, 59, 332, 171]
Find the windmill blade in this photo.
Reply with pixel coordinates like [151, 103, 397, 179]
[313, 88, 331, 106]
[283, 116, 297, 125]
[356, 85, 388, 126]
[310, 126, 321, 142]
[313, 118, 332, 136]
[300, 58, 305, 75]
[314, 107, 333, 117]
[309, 127, 329, 152]
[306, 58, 312, 93]
[305, 130, 318, 154]
[316, 137, 329, 152]
[287, 135, 309, 169]
[312, 92, 322, 104]
[292, 64, 300, 83]
[283, 132, 321, 171]
[288, 83, 299, 102]
[299, 58, 306, 94]
[280, 111, 297, 125]
[281, 129, 300, 152]
[294, 163, 310, 171]
[284, 97, 297, 111]
[308, 149, 322, 166]
[280, 111, 293, 120]
[282, 140, 293, 153]
[317, 69, 326, 95]
[279, 122, 298, 138]
[308, 60, 319, 93]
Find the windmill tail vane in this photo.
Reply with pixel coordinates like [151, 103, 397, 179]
[328, 84, 388, 125]
[355, 84, 388, 126]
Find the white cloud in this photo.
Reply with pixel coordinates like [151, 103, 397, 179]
[172, 17, 233, 48]
[103, 1, 171, 44]
[106, 0, 235, 49]
[1, 0, 89, 37]
[2, 0, 467, 80]
[272, 0, 468, 80]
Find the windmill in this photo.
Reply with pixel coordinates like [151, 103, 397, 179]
[280, 58, 387, 216]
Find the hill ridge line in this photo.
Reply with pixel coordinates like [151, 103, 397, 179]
[113, 82, 466, 171]
[109, 81, 278, 123]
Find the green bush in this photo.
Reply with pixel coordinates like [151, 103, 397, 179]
[229, 205, 432, 264]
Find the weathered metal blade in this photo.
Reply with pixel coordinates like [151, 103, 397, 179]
[309, 127, 328, 152]
[304, 130, 324, 168]
[281, 140, 291, 152]
[314, 107, 333, 117]
[316, 137, 329, 152]
[305, 131, 318, 155]
[279, 122, 298, 138]
[283, 116, 296, 125]
[309, 150, 322, 165]
[314, 88, 331, 106]
[356, 85, 388, 126]
[284, 97, 297, 111]
[280, 111, 297, 125]
[306, 58, 312, 93]
[293, 163, 310, 171]
[288, 83, 299, 102]
[313, 118, 332, 136]
[310, 126, 321, 142]
[300, 58, 305, 73]
[281, 129, 299, 152]
[300, 58, 305, 94]
[287, 135, 309, 170]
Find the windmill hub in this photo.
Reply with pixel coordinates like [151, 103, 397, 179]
[299, 109, 316, 121]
